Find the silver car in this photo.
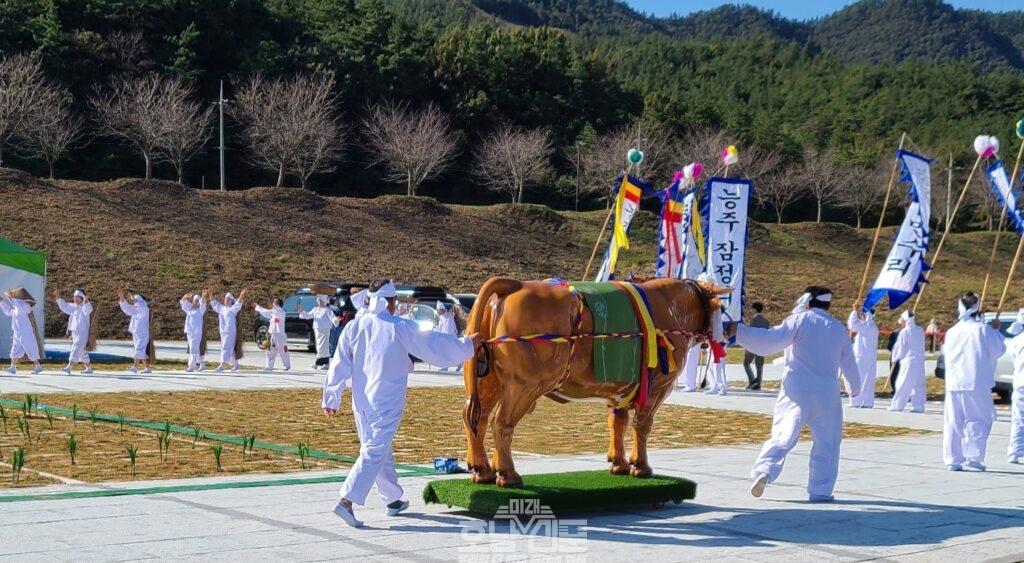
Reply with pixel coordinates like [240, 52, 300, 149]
[934, 311, 1015, 403]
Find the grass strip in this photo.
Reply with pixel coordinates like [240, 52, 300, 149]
[423, 470, 697, 516]
[0, 398, 436, 477]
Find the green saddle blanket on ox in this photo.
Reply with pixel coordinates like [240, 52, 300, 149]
[572, 282, 641, 383]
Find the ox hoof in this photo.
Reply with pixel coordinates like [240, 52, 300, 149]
[496, 472, 523, 488]
[630, 465, 653, 478]
[609, 462, 631, 475]
[471, 468, 497, 484]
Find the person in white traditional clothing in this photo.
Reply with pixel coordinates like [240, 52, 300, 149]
[728, 286, 860, 503]
[679, 343, 702, 391]
[54, 289, 95, 374]
[703, 338, 728, 395]
[1006, 308, 1024, 464]
[1, 289, 43, 374]
[118, 290, 153, 374]
[299, 294, 341, 370]
[941, 291, 1005, 471]
[322, 280, 480, 528]
[180, 291, 209, 372]
[435, 302, 457, 335]
[254, 298, 291, 371]
[210, 289, 247, 372]
[846, 307, 879, 408]
[889, 310, 927, 413]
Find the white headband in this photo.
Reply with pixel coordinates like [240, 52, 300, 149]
[816, 293, 832, 303]
[225, 292, 236, 302]
[957, 299, 979, 321]
[900, 310, 914, 322]
[368, 281, 397, 299]
[73, 290, 85, 298]
[134, 294, 146, 304]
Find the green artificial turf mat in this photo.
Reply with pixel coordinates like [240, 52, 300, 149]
[423, 470, 697, 516]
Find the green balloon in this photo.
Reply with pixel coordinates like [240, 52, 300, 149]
[627, 148, 644, 165]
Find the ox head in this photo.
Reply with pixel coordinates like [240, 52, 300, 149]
[695, 278, 733, 312]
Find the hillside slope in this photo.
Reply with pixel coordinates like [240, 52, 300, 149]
[2, 170, 1019, 342]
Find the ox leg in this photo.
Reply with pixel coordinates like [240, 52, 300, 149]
[629, 407, 656, 478]
[491, 392, 537, 488]
[607, 407, 631, 475]
[465, 379, 499, 484]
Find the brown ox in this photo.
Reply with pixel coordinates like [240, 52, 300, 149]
[462, 276, 723, 487]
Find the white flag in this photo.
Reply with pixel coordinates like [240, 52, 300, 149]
[705, 178, 751, 321]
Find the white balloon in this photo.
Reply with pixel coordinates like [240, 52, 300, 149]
[974, 135, 990, 156]
[990, 136, 1000, 155]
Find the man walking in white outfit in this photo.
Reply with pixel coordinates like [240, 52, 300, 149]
[941, 291, 1005, 472]
[180, 291, 208, 372]
[322, 280, 480, 528]
[210, 290, 247, 372]
[729, 286, 860, 503]
[889, 310, 926, 413]
[299, 295, 340, 370]
[54, 289, 94, 374]
[847, 308, 879, 408]
[1, 289, 43, 375]
[254, 299, 291, 371]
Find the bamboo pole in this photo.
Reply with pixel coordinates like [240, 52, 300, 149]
[995, 137, 1024, 315]
[912, 154, 984, 312]
[982, 139, 1024, 307]
[583, 205, 615, 281]
[855, 133, 907, 306]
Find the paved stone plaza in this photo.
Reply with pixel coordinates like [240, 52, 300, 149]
[0, 341, 1021, 561]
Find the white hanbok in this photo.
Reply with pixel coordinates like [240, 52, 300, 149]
[846, 311, 879, 407]
[706, 343, 728, 395]
[180, 298, 207, 368]
[941, 316, 1005, 466]
[255, 304, 290, 370]
[56, 298, 93, 364]
[1007, 327, 1024, 460]
[435, 312, 457, 335]
[119, 299, 151, 360]
[211, 297, 244, 368]
[736, 307, 860, 497]
[300, 305, 339, 360]
[890, 321, 926, 412]
[323, 302, 474, 506]
[0, 297, 40, 361]
[680, 345, 701, 390]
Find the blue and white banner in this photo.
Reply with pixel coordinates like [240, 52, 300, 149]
[595, 175, 651, 282]
[863, 150, 933, 313]
[704, 177, 752, 322]
[679, 191, 706, 280]
[987, 161, 1024, 234]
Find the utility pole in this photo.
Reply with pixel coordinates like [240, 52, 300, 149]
[575, 142, 581, 212]
[217, 80, 227, 191]
[946, 153, 952, 232]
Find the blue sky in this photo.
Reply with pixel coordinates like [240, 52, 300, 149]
[624, 1, 1024, 20]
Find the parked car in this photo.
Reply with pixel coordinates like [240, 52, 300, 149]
[252, 282, 368, 351]
[934, 311, 1014, 403]
[406, 299, 469, 334]
[453, 293, 478, 313]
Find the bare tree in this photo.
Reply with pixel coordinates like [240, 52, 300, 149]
[108, 30, 150, 72]
[20, 83, 86, 179]
[473, 125, 552, 204]
[835, 166, 886, 228]
[363, 101, 459, 196]
[233, 73, 342, 188]
[156, 92, 214, 184]
[91, 74, 200, 180]
[800, 148, 846, 222]
[755, 165, 808, 223]
[0, 54, 47, 167]
[579, 120, 674, 205]
[672, 127, 728, 171]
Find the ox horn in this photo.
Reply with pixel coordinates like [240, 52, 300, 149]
[711, 284, 734, 296]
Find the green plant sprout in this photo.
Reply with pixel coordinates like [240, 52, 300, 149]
[126, 444, 138, 476]
[192, 428, 202, 449]
[66, 435, 78, 465]
[70, 404, 79, 426]
[117, 412, 126, 433]
[212, 445, 223, 472]
[11, 447, 25, 483]
[44, 409, 54, 429]
[0, 404, 8, 434]
[88, 407, 99, 427]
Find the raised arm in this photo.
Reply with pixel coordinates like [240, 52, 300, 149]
[396, 321, 474, 368]
[56, 298, 75, 316]
[119, 300, 138, 316]
[847, 310, 866, 332]
[210, 299, 224, 314]
[179, 297, 193, 314]
[735, 317, 798, 357]
[0, 297, 12, 317]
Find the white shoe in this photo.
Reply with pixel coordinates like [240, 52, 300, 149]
[60, 366, 72, 375]
[185, 368, 195, 373]
[964, 460, 987, 472]
[1009, 456, 1020, 464]
[3, 366, 15, 375]
[702, 389, 717, 395]
[283, 367, 291, 372]
[717, 390, 728, 396]
[31, 365, 43, 374]
[141, 368, 152, 374]
[81, 367, 93, 375]
[198, 364, 207, 372]
[127, 366, 138, 374]
[332, 502, 363, 528]
[214, 364, 225, 373]
[910, 408, 925, 414]
[385, 499, 410, 516]
[750, 473, 769, 498]
[232, 365, 240, 372]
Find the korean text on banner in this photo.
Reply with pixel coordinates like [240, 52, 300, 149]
[704, 178, 751, 321]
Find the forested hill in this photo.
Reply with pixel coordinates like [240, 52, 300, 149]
[387, 0, 1024, 71]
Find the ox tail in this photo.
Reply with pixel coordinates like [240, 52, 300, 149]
[464, 276, 523, 437]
